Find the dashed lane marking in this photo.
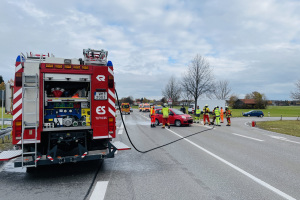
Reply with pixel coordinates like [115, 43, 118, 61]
[166, 128, 296, 200]
[232, 133, 264, 142]
[269, 135, 300, 145]
[89, 181, 109, 200]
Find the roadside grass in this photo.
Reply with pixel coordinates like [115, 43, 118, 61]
[0, 107, 13, 119]
[231, 106, 300, 118]
[256, 120, 300, 137]
[0, 124, 11, 129]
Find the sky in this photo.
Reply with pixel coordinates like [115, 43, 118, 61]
[1, 0, 300, 101]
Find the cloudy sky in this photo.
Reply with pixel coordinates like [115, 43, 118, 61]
[1, 0, 299, 100]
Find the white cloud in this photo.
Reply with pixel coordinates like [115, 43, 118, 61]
[1, 0, 300, 100]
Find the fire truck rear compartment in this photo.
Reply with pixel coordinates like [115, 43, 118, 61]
[40, 130, 109, 157]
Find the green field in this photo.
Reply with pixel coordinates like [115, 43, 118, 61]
[0, 107, 13, 119]
[256, 120, 300, 137]
[231, 106, 300, 117]
[0, 107, 12, 129]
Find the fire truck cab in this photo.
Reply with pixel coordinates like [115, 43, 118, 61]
[0, 48, 130, 170]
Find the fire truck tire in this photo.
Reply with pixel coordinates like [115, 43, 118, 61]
[155, 119, 160, 126]
[175, 120, 181, 127]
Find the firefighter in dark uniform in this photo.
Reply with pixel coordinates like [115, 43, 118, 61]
[225, 106, 232, 126]
[203, 104, 211, 125]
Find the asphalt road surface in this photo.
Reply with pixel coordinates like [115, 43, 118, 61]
[0, 109, 299, 200]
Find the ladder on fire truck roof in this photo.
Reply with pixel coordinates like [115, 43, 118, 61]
[21, 73, 39, 168]
[83, 48, 108, 65]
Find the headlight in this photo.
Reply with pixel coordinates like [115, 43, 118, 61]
[182, 116, 186, 119]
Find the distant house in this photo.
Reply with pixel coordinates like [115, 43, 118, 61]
[234, 99, 256, 109]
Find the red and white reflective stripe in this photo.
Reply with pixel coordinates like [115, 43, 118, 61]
[47, 155, 54, 162]
[13, 59, 23, 124]
[108, 67, 114, 76]
[35, 156, 41, 163]
[81, 152, 87, 159]
[107, 66, 116, 117]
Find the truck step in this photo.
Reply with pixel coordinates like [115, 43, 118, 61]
[24, 76, 38, 83]
[24, 112, 37, 115]
[23, 152, 37, 155]
[23, 85, 38, 88]
[0, 150, 22, 161]
[24, 99, 37, 102]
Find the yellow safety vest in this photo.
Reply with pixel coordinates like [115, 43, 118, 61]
[162, 107, 169, 118]
[214, 108, 220, 116]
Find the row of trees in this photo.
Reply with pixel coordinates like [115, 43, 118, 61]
[162, 55, 232, 109]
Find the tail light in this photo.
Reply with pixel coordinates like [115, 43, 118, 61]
[15, 72, 22, 87]
[108, 75, 114, 88]
[15, 120, 22, 140]
[108, 117, 114, 134]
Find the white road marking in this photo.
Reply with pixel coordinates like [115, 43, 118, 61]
[118, 115, 125, 135]
[232, 133, 264, 142]
[89, 181, 109, 200]
[117, 129, 123, 135]
[269, 135, 300, 145]
[166, 128, 296, 200]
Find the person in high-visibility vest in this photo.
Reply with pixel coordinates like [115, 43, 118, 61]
[194, 106, 201, 123]
[203, 104, 211, 125]
[225, 106, 232, 126]
[220, 107, 224, 123]
[214, 106, 221, 126]
[162, 103, 170, 129]
[150, 105, 156, 127]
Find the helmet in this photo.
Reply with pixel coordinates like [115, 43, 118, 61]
[164, 103, 168, 106]
[205, 104, 208, 107]
[216, 106, 219, 108]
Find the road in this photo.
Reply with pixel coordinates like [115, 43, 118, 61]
[0, 109, 299, 200]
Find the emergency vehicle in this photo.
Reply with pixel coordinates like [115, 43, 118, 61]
[121, 103, 130, 115]
[139, 103, 144, 112]
[0, 48, 130, 171]
[142, 103, 150, 112]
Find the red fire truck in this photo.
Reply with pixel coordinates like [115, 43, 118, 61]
[0, 48, 130, 171]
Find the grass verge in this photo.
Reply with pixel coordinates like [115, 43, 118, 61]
[0, 107, 13, 119]
[256, 120, 300, 137]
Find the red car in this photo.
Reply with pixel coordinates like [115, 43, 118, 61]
[155, 108, 193, 127]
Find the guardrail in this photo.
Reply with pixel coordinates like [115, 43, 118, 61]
[0, 128, 12, 144]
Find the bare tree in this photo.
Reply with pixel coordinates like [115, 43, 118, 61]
[162, 76, 181, 106]
[291, 79, 300, 100]
[209, 80, 232, 100]
[181, 89, 193, 106]
[181, 54, 214, 110]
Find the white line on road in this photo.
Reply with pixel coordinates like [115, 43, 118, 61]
[166, 128, 296, 200]
[118, 115, 125, 135]
[269, 135, 300, 145]
[89, 181, 109, 200]
[232, 133, 264, 142]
